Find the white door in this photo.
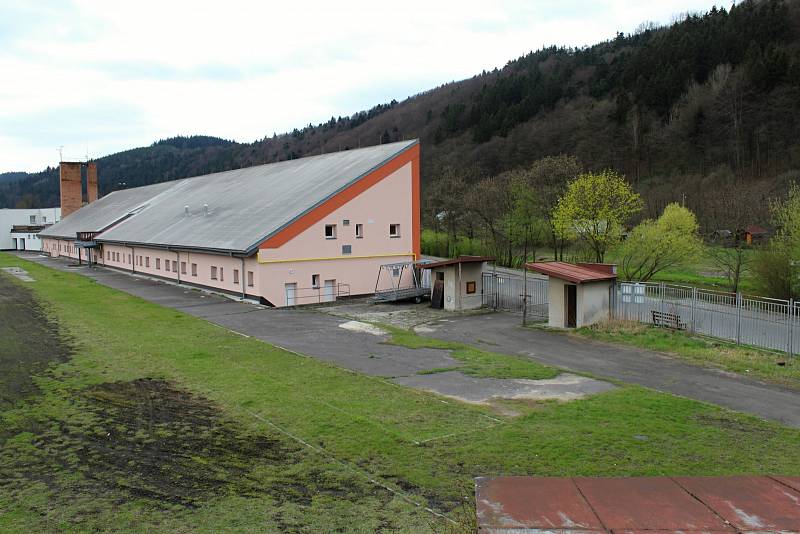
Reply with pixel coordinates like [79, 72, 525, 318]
[285, 283, 297, 306]
[19, 238, 25, 250]
[12, 238, 17, 249]
[323, 279, 336, 302]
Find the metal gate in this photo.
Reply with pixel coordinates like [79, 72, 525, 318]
[482, 272, 548, 319]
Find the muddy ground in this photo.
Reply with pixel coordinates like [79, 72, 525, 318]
[0, 273, 72, 408]
[0, 273, 416, 528]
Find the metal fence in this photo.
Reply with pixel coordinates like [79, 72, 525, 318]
[482, 272, 548, 319]
[615, 281, 798, 355]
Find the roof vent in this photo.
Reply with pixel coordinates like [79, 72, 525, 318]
[203, 204, 209, 216]
[184, 205, 189, 215]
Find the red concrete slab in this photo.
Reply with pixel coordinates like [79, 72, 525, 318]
[772, 476, 800, 494]
[475, 476, 604, 530]
[613, 531, 732, 534]
[675, 475, 800, 532]
[574, 477, 733, 532]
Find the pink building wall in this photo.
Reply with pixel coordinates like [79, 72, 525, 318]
[42, 237, 260, 298]
[257, 160, 415, 306]
[98, 243, 260, 297]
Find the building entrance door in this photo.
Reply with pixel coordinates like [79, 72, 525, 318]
[285, 283, 297, 306]
[323, 279, 336, 302]
[566, 284, 577, 328]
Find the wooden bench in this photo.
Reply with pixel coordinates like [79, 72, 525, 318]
[652, 310, 687, 330]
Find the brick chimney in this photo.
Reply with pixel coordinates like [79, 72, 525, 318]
[59, 162, 82, 218]
[87, 162, 98, 203]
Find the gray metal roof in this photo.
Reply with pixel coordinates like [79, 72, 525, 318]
[39, 180, 177, 238]
[41, 140, 418, 255]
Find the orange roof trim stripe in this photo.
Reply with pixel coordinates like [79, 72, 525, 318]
[258, 143, 421, 254]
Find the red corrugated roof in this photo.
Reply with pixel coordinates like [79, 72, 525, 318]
[525, 261, 617, 284]
[421, 255, 495, 269]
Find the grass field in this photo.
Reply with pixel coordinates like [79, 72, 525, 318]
[3, 252, 800, 532]
[576, 319, 800, 390]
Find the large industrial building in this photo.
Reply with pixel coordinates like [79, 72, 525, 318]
[40, 140, 420, 306]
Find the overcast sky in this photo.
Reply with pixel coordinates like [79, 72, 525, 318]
[1, 0, 728, 172]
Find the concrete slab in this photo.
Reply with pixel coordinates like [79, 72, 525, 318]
[393, 372, 615, 404]
[675, 475, 800, 532]
[573, 477, 732, 532]
[476, 476, 800, 533]
[475, 476, 604, 531]
[1, 266, 34, 282]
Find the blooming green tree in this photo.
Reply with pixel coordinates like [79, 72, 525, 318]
[620, 203, 703, 281]
[552, 170, 643, 262]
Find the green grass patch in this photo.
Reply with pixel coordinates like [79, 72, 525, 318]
[380, 324, 559, 380]
[3, 252, 800, 532]
[576, 319, 800, 389]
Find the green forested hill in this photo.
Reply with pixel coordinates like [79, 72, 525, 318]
[3, 0, 799, 230]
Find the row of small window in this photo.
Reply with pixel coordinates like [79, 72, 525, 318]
[105, 251, 255, 286]
[324, 222, 400, 239]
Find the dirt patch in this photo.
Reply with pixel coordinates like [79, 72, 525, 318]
[1, 378, 396, 514]
[693, 413, 773, 434]
[0, 273, 72, 408]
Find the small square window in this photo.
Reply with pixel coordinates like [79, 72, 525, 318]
[325, 224, 337, 239]
[342, 244, 352, 255]
[466, 281, 476, 294]
[355, 223, 363, 238]
[342, 219, 350, 226]
[392, 267, 401, 277]
[29, 215, 36, 224]
[389, 224, 400, 238]
[312, 274, 320, 288]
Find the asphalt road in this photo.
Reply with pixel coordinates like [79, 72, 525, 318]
[423, 312, 800, 427]
[13, 252, 800, 427]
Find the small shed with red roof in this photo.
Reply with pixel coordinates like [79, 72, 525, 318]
[421, 255, 494, 310]
[525, 262, 617, 328]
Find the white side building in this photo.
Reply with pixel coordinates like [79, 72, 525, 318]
[0, 208, 62, 250]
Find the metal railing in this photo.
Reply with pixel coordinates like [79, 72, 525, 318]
[287, 283, 351, 306]
[615, 281, 798, 356]
[482, 272, 548, 319]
